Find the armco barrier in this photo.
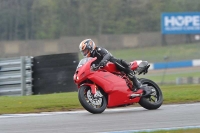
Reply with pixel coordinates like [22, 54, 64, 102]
[176, 77, 200, 85]
[32, 53, 79, 94]
[1, 55, 198, 96]
[0, 57, 33, 96]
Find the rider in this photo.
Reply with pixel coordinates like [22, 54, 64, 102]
[79, 39, 152, 96]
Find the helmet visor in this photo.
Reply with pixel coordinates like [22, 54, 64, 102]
[81, 49, 89, 56]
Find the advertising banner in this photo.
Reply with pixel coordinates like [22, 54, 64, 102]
[161, 12, 200, 34]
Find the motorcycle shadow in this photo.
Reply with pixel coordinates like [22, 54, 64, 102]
[83, 106, 162, 115]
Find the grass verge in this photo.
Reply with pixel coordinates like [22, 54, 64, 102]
[140, 70, 200, 84]
[0, 84, 200, 114]
[109, 43, 200, 63]
[0, 92, 82, 114]
[78, 43, 200, 63]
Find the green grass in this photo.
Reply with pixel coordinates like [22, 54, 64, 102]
[162, 84, 200, 104]
[79, 43, 200, 84]
[139, 71, 200, 84]
[139, 128, 200, 133]
[109, 43, 200, 63]
[79, 43, 200, 63]
[0, 84, 200, 114]
[0, 92, 82, 114]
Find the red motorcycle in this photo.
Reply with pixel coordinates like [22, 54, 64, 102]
[73, 57, 163, 114]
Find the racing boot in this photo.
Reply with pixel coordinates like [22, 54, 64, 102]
[128, 72, 152, 97]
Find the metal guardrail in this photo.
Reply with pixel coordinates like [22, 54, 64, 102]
[176, 77, 200, 85]
[0, 57, 33, 96]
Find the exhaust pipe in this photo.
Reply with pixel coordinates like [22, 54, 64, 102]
[130, 93, 142, 99]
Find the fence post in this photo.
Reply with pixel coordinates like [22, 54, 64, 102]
[21, 56, 26, 96]
[176, 77, 182, 85]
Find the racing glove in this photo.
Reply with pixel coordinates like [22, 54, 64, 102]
[99, 60, 108, 67]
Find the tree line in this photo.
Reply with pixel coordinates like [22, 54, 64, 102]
[0, 0, 199, 40]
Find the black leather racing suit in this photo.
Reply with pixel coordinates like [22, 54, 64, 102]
[90, 47, 131, 74]
[90, 46, 146, 92]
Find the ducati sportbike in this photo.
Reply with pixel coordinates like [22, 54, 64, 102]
[73, 57, 163, 114]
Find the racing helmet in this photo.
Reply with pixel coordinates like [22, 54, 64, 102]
[79, 39, 96, 57]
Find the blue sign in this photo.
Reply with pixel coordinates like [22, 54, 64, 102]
[161, 12, 200, 34]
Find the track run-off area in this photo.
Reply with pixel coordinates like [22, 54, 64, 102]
[0, 103, 200, 133]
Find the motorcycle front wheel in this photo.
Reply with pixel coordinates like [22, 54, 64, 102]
[78, 85, 107, 114]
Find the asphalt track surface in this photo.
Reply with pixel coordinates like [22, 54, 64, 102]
[0, 103, 200, 133]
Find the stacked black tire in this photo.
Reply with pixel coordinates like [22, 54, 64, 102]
[32, 53, 79, 94]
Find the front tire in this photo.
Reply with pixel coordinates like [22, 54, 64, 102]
[78, 85, 107, 114]
[139, 78, 163, 110]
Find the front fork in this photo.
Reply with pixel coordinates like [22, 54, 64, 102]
[80, 83, 103, 98]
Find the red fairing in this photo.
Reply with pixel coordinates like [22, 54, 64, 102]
[88, 72, 142, 107]
[130, 61, 138, 70]
[104, 62, 119, 73]
[130, 60, 142, 70]
[74, 57, 143, 108]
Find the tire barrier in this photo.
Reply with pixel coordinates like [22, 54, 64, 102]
[32, 53, 79, 94]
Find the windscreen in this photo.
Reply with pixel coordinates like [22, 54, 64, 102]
[76, 57, 93, 69]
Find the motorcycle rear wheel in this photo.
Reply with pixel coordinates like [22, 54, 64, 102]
[78, 85, 107, 114]
[139, 78, 163, 110]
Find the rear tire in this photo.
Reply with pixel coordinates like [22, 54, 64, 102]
[78, 86, 107, 114]
[139, 78, 163, 110]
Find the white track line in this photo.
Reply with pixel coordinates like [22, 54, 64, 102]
[0, 103, 199, 119]
[101, 126, 200, 133]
